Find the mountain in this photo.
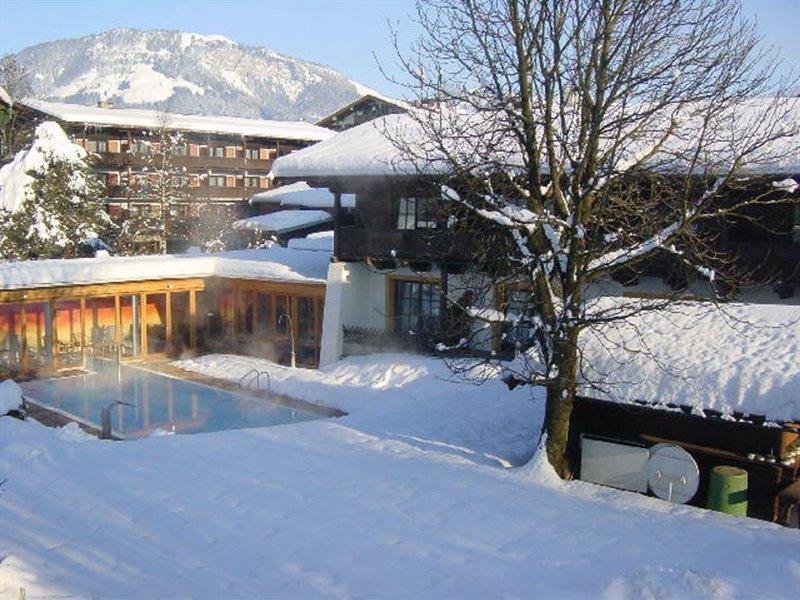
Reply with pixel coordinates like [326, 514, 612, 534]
[12, 29, 372, 122]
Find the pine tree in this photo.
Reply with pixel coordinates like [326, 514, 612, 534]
[0, 122, 111, 260]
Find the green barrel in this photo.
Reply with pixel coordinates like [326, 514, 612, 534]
[706, 466, 748, 516]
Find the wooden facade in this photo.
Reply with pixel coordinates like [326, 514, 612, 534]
[316, 95, 407, 132]
[569, 397, 800, 524]
[0, 276, 325, 377]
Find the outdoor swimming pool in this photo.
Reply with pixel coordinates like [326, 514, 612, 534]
[20, 359, 322, 438]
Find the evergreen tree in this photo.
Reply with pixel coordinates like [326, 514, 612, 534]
[0, 122, 111, 260]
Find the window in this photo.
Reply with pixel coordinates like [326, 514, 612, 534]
[244, 177, 261, 188]
[502, 287, 537, 351]
[211, 146, 225, 158]
[393, 280, 440, 335]
[208, 175, 227, 187]
[129, 141, 149, 155]
[245, 148, 260, 160]
[173, 144, 189, 157]
[86, 139, 108, 153]
[397, 196, 439, 229]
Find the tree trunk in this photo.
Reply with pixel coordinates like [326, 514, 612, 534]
[542, 327, 580, 479]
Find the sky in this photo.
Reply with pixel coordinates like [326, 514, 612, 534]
[0, 0, 797, 97]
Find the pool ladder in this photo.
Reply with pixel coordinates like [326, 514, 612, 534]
[239, 369, 272, 393]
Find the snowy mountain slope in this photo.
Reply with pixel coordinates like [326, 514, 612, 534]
[13, 29, 369, 121]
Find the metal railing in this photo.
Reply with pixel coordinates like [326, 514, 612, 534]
[238, 368, 272, 393]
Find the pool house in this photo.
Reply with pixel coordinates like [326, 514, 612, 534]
[0, 247, 330, 375]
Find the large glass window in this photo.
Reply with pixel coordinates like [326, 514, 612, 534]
[144, 293, 167, 354]
[393, 280, 440, 335]
[120, 295, 141, 358]
[170, 292, 191, 356]
[0, 304, 23, 372]
[397, 197, 439, 229]
[85, 297, 116, 357]
[54, 299, 82, 367]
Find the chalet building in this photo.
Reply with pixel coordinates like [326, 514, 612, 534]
[17, 100, 335, 252]
[316, 93, 408, 132]
[272, 109, 800, 524]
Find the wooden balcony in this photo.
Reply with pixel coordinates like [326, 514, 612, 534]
[95, 152, 273, 172]
[336, 226, 474, 263]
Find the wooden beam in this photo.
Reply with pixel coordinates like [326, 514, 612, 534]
[20, 304, 28, 373]
[50, 301, 59, 369]
[165, 290, 173, 356]
[0, 277, 207, 304]
[80, 297, 86, 368]
[140, 293, 148, 356]
[189, 289, 197, 352]
[114, 295, 122, 362]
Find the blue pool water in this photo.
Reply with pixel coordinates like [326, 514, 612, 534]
[21, 359, 322, 438]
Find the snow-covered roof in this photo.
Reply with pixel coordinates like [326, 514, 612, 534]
[233, 210, 333, 235]
[0, 86, 12, 107]
[249, 181, 355, 208]
[274, 98, 800, 179]
[287, 231, 333, 252]
[21, 99, 336, 142]
[0, 247, 330, 290]
[580, 299, 800, 423]
[316, 88, 410, 126]
[273, 113, 435, 179]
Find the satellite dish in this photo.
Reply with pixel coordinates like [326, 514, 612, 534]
[646, 443, 700, 504]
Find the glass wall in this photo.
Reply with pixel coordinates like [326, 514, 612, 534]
[144, 293, 167, 354]
[120, 295, 141, 358]
[54, 299, 83, 367]
[85, 297, 117, 357]
[25, 302, 53, 369]
[170, 291, 190, 357]
[0, 304, 23, 372]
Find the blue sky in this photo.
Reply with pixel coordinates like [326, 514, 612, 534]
[0, 0, 797, 96]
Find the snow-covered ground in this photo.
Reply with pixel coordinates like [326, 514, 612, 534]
[2, 353, 799, 598]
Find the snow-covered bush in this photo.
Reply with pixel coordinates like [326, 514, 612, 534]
[0, 379, 25, 419]
[0, 121, 112, 261]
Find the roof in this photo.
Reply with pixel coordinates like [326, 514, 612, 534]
[233, 210, 333, 235]
[249, 181, 355, 208]
[21, 99, 336, 142]
[0, 86, 12, 107]
[287, 231, 334, 252]
[316, 92, 410, 128]
[273, 113, 437, 179]
[0, 247, 330, 290]
[274, 98, 800, 179]
[579, 299, 800, 423]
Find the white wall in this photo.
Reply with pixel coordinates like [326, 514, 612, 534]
[319, 262, 498, 366]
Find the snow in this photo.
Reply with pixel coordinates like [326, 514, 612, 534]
[50, 64, 205, 105]
[0, 247, 330, 290]
[0, 85, 12, 107]
[22, 99, 336, 142]
[250, 181, 356, 208]
[273, 98, 800, 178]
[0, 379, 23, 414]
[580, 299, 800, 422]
[232, 210, 333, 234]
[0, 121, 87, 213]
[273, 112, 448, 178]
[287, 230, 334, 252]
[772, 177, 798, 194]
[1, 352, 798, 598]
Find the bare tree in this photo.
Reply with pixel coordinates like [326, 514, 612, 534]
[0, 55, 36, 162]
[116, 112, 190, 254]
[391, 0, 799, 476]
